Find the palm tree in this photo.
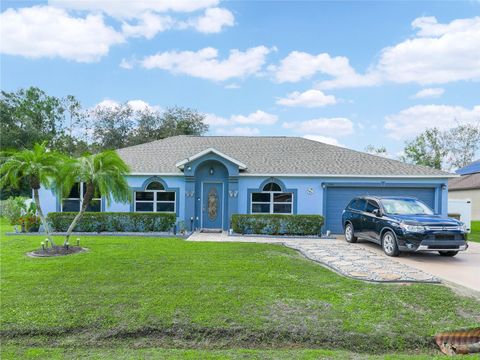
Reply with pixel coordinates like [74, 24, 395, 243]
[62, 150, 130, 244]
[0, 142, 64, 244]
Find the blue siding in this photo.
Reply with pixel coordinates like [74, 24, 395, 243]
[324, 186, 437, 234]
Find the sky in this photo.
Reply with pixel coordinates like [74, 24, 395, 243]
[1, 0, 479, 156]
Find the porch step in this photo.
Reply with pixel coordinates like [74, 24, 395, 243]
[200, 228, 223, 233]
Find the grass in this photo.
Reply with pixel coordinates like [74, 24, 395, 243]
[1, 218, 479, 359]
[469, 221, 480, 243]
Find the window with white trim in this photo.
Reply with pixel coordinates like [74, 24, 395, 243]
[62, 183, 101, 212]
[134, 181, 176, 213]
[251, 182, 293, 214]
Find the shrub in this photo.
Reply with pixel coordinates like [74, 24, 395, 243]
[231, 214, 324, 236]
[0, 197, 28, 225]
[20, 213, 40, 232]
[47, 212, 176, 232]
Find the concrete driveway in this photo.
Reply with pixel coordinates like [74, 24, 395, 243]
[350, 238, 480, 293]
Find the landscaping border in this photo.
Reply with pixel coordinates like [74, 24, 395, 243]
[6, 231, 192, 238]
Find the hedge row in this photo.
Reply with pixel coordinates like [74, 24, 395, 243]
[47, 212, 176, 233]
[231, 214, 324, 236]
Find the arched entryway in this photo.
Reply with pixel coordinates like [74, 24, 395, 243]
[194, 160, 228, 230]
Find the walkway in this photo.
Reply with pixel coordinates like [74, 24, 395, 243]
[187, 232, 439, 283]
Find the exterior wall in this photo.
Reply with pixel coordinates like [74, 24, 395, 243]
[38, 187, 57, 215]
[449, 189, 480, 220]
[238, 177, 323, 215]
[37, 172, 451, 231]
[238, 176, 448, 216]
[107, 175, 185, 222]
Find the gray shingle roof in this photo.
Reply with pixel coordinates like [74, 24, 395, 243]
[449, 173, 480, 190]
[116, 135, 452, 177]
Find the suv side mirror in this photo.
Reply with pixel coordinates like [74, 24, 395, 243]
[372, 209, 382, 217]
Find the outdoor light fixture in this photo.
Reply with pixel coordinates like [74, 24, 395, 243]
[209, 167, 214, 175]
[187, 166, 192, 171]
[442, 184, 447, 190]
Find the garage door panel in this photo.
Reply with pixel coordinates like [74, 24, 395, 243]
[325, 186, 436, 234]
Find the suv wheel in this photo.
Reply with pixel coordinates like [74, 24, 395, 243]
[382, 231, 400, 257]
[438, 251, 458, 257]
[344, 223, 357, 243]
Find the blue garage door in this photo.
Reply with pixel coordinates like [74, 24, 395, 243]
[325, 186, 436, 234]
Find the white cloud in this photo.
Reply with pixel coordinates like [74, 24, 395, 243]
[224, 83, 240, 89]
[119, 58, 134, 69]
[204, 113, 232, 126]
[2, 1, 234, 62]
[216, 127, 260, 136]
[0, 6, 124, 62]
[272, 16, 480, 89]
[94, 99, 161, 112]
[50, 1, 233, 39]
[411, 87, 445, 99]
[282, 117, 354, 136]
[378, 16, 480, 85]
[140, 46, 272, 81]
[49, 0, 219, 19]
[270, 50, 380, 88]
[303, 135, 344, 147]
[188, 7, 234, 33]
[231, 110, 277, 125]
[205, 110, 278, 126]
[385, 104, 480, 139]
[271, 51, 353, 83]
[276, 89, 336, 108]
[121, 13, 174, 39]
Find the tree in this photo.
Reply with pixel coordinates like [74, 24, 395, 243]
[61, 151, 130, 244]
[445, 124, 480, 169]
[157, 106, 209, 139]
[0, 142, 63, 244]
[401, 128, 447, 169]
[364, 145, 388, 157]
[0, 87, 84, 151]
[91, 104, 209, 149]
[401, 124, 480, 170]
[91, 103, 135, 150]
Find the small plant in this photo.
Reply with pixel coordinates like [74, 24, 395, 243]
[0, 197, 28, 226]
[177, 220, 187, 235]
[20, 213, 41, 232]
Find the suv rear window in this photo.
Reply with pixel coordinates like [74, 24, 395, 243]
[348, 198, 366, 211]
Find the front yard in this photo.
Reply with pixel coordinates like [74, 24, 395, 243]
[1, 218, 479, 359]
[469, 220, 480, 242]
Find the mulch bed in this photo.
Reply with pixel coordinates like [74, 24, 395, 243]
[27, 246, 87, 258]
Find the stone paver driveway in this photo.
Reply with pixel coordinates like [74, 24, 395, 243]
[187, 232, 439, 283]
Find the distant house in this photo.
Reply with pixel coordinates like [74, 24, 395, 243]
[449, 160, 480, 221]
[39, 136, 453, 233]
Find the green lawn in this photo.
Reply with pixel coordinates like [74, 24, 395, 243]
[1, 218, 479, 359]
[469, 221, 480, 243]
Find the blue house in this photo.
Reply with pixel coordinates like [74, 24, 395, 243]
[38, 136, 454, 233]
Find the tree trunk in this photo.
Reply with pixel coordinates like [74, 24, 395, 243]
[64, 182, 94, 245]
[32, 187, 55, 246]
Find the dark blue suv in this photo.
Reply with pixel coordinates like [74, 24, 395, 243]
[342, 196, 468, 257]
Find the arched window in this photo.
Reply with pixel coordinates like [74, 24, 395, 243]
[262, 182, 281, 192]
[251, 181, 293, 214]
[146, 181, 164, 191]
[135, 180, 175, 213]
